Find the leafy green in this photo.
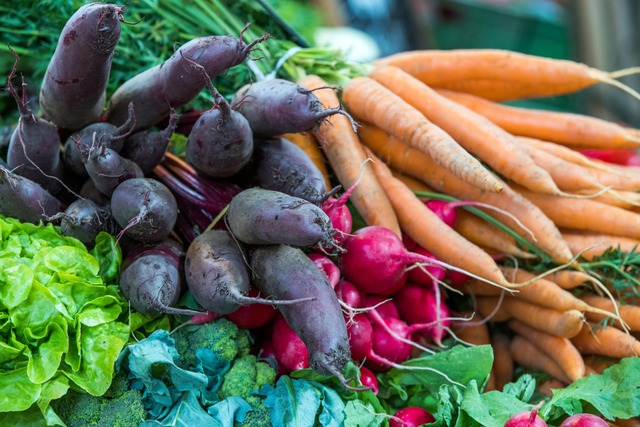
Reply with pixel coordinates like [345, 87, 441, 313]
[540, 357, 640, 423]
[0, 216, 163, 425]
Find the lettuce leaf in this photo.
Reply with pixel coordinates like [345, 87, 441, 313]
[0, 216, 153, 423]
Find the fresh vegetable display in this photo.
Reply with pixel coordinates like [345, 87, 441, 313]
[3, 1, 640, 426]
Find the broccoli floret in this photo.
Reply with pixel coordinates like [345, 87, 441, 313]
[171, 318, 250, 369]
[218, 355, 276, 400]
[217, 354, 277, 427]
[240, 395, 272, 427]
[50, 370, 146, 427]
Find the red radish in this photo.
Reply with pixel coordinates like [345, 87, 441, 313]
[402, 232, 418, 251]
[271, 314, 310, 373]
[425, 199, 459, 226]
[447, 269, 471, 287]
[360, 295, 400, 319]
[390, 407, 435, 427]
[224, 286, 277, 329]
[579, 148, 639, 165]
[321, 179, 358, 244]
[358, 366, 379, 394]
[335, 280, 361, 310]
[394, 283, 451, 345]
[407, 246, 446, 287]
[368, 316, 414, 370]
[340, 226, 471, 296]
[504, 409, 547, 427]
[559, 414, 608, 427]
[189, 311, 220, 325]
[308, 253, 341, 288]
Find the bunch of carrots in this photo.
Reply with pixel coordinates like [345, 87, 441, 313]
[284, 48, 640, 423]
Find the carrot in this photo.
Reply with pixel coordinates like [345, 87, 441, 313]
[582, 294, 640, 331]
[581, 164, 640, 191]
[500, 298, 585, 338]
[390, 170, 434, 192]
[297, 75, 401, 237]
[454, 210, 537, 259]
[561, 230, 640, 261]
[342, 76, 504, 193]
[452, 312, 492, 347]
[358, 123, 574, 264]
[517, 136, 636, 178]
[282, 132, 332, 190]
[474, 296, 511, 322]
[516, 141, 610, 193]
[437, 89, 640, 149]
[582, 354, 619, 374]
[369, 65, 561, 195]
[572, 323, 640, 358]
[510, 335, 572, 384]
[536, 378, 566, 397]
[546, 269, 592, 290]
[515, 185, 640, 239]
[508, 318, 585, 382]
[365, 149, 514, 289]
[376, 49, 640, 101]
[491, 332, 514, 391]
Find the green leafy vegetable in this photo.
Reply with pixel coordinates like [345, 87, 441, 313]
[0, 215, 161, 425]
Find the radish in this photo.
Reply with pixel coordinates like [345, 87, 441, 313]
[447, 270, 471, 287]
[320, 174, 360, 245]
[335, 280, 361, 311]
[360, 294, 400, 319]
[579, 148, 640, 165]
[307, 253, 341, 288]
[224, 285, 278, 330]
[559, 414, 608, 427]
[407, 246, 447, 287]
[394, 283, 451, 345]
[340, 225, 463, 296]
[271, 314, 310, 373]
[504, 409, 548, 427]
[389, 407, 435, 427]
[358, 366, 379, 394]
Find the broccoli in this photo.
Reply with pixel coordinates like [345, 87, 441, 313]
[218, 354, 277, 400]
[50, 370, 146, 427]
[171, 318, 251, 370]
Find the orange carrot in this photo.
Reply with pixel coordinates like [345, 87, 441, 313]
[474, 296, 511, 322]
[376, 49, 640, 101]
[500, 298, 585, 338]
[516, 141, 609, 193]
[510, 335, 572, 384]
[454, 210, 537, 259]
[358, 123, 574, 264]
[515, 185, 640, 239]
[342, 76, 504, 193]
[297, 75, 401, 237]
[561, 230, 640, 261]
[572, 323, 640, 358]
[369, 65, 562, 195]
[452, 314, 492, 347]
[536, 378, 566, 397]
[582, 294, 640, 331]
[282, 132, 332, 190]
[437, 89, 640, 149]
[546, 269, 592, 290]
[390, 170, 434, 192]
[581, 164, 640, 191]
[365, 148, 514, 289]
[508, 319, 585, 382]
[491, 332, 514, 391]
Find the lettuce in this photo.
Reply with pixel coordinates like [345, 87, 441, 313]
[0, 216, 145, 423]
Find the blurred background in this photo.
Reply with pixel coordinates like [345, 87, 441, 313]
[312, 0, 640, 127]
